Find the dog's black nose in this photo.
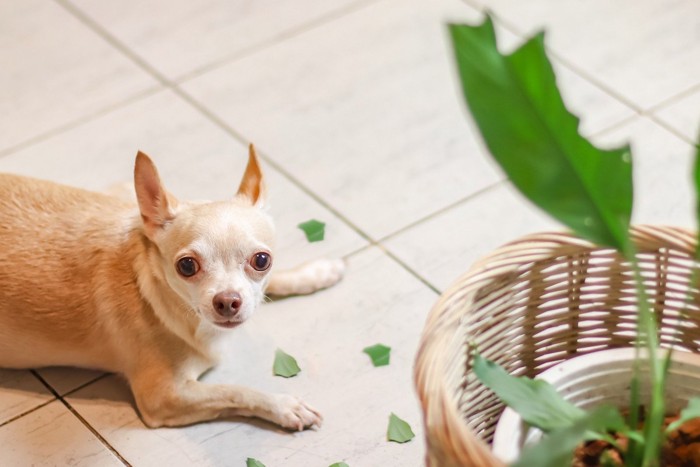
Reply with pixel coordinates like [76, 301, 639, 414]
[213, 291, 242, 318]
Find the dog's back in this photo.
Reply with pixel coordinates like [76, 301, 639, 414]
[0, 174, 141, 370]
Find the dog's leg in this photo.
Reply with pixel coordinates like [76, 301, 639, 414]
[132, 377, 322, 430]
[266, 259, 345, 296]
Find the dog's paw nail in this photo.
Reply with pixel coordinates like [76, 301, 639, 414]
[274, 395, 322, 431]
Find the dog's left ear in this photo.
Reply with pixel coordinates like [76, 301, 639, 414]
[236, 144, 267, 207]
[134, 151, 178, 238]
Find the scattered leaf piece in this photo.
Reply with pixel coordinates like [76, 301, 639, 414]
[298, 219, 326, 242]
[387, 413, 415, 443]
[273, 349, 301, 378]
[246, 458, 266, 467]
[329, 463, 349, 467]
[363, 344, 391, 367]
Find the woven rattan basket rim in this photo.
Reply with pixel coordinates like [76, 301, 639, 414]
[414, 225, 697, 467]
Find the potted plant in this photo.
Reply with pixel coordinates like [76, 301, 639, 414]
[414, 14, 700, 467]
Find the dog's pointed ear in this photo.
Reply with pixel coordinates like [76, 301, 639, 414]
[236, 144, 267, 207]
[134, 151, 177, 236]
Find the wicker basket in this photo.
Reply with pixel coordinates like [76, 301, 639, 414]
[414, 225, 700, 467]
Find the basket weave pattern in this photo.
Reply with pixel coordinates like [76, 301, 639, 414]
[414, 226, 700, 467]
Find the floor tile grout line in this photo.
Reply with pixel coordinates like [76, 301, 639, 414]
[55, 0, 171, 87]
[31, 370, 133, 467]
[647, 115, 696, 146]
[60, 373, 112, 398]
[589, 114, 640, 140]
[644, 82, 700, 116]
[377, 245, 442, 295]
[0, 86, 163, 160]
[335, 238, 443, 295]
[174, 0, 388, 84]
[376, 179, 507, 245]
[0, 397, 57, 429]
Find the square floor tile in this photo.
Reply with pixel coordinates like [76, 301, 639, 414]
[0, 370, 53, 425]
[71, 0, 375, 80]
[469, 0, 700, 110]
[67, 247, 433, 465]
[0, 0, 158, 154]
[0, 401, 122, 466]
[182, 0, 637, 240]
[0, 90, 366, 270]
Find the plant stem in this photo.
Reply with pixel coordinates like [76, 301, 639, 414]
[628, 253, 665, 466]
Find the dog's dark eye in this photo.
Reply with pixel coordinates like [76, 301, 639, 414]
[250, 252, 272, 272]
[176, 257, 199, 277]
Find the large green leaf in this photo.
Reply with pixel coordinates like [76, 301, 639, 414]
[449, 18, 633, 252]
[513, 405, 626, 467]
[472, 352, 585, 431]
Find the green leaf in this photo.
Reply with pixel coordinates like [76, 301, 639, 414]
[273, 348, 301, 378]
[387, 413, 415, 443]
[246, 458, 266, 467]
[298, 219, 326, 242]
[449, 18, 632, 252]
[666, 397, 700, 433]
[513, 405, 626, 467]
[329, 463, 350, 467]
[363, 344, 391, 367]
[472, 352, 585, 432]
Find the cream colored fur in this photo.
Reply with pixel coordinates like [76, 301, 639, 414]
[0, 145, 344, 430]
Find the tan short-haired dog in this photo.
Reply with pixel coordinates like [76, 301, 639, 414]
[0, 145, 344, 430]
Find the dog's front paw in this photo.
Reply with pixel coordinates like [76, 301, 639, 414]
[305, 258, 345, 291]
[271, 394, 323, 431]
[267, 258, 346, 296]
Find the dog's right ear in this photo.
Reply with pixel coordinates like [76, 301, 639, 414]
[134, 151, 177, 237]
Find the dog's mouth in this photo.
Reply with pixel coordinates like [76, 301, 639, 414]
[212, 319, 243, 329]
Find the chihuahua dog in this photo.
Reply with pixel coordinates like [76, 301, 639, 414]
[0, 145, 344, 430]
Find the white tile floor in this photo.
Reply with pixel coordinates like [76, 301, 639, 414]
[1, 0, 698, 465]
